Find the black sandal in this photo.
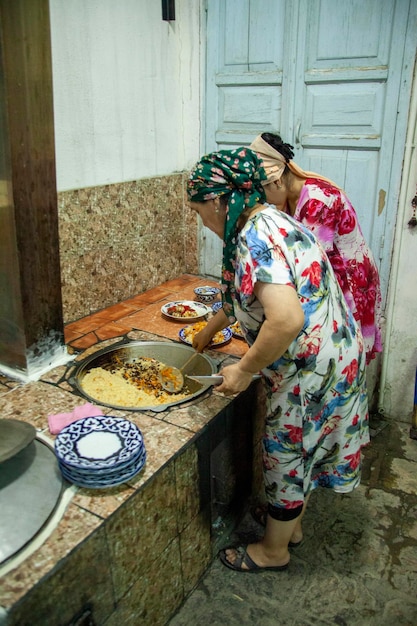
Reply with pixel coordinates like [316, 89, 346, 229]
[219, 545, 289, 573]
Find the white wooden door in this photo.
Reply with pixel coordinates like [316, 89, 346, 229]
[203, 0, 417, 303]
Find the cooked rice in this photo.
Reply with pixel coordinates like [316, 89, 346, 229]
[230, 321, 244, 337]
[81, 356, 190, 407]
[183, 321, 226, 344]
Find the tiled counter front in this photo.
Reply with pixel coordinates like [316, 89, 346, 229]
[0, 275, 264, 625]
[0, 381, 264, 626]
[1, 365, 264, 625]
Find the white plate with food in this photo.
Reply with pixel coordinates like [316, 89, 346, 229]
[161, 300, 210, 321]
[179, 321, 232, 348]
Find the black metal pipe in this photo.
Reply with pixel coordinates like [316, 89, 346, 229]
[162, 0, 175, 21]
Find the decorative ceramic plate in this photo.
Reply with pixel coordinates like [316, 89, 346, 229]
[58, 450, 147, 489]
[230, 321, 245, 339]
[211, 302, 223, 314]
[58, 445, 145, 477]
[54, 416, 144, 470]
[179, 323, 232, 348]
[58, 447, 146, 478]
[161, 300, 210, 321]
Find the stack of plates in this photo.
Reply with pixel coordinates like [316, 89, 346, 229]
[54, 416, 146, 489]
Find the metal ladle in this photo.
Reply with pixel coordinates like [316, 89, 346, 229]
[159, 351, 200, 393]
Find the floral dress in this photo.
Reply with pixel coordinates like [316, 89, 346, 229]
[233, 205, 370, 512]
[294, 178, 382, 364]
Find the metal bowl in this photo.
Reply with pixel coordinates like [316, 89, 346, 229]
[72, 341, 217, 413]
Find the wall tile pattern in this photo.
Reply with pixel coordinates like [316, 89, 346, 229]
[58, 174, 198, 323]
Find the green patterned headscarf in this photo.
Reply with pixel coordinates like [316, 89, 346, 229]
[187, 148, 267, 321]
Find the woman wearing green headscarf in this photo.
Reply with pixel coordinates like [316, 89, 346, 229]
[187, 147, 369, 573]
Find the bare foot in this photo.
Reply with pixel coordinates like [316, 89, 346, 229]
[290, 530, 303, 545]
[251, 505, 304, 546]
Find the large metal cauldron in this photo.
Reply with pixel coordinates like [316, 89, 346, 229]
[72, 341, 217, 413]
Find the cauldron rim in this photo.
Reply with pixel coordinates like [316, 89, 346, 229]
[72, 340, 218, 413]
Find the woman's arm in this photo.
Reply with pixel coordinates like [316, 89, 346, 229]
[216, 282, 304, 394]
[192, 308, 230, 352]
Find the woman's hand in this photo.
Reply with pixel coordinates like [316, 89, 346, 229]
[214, 362, 258, 395]
[192, 325, 214, 352]
[192, 309, 230, 352]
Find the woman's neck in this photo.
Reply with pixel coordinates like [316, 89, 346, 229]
[248, 203, 265, 217]
[287, 177, 305, 215]
[236, 202, 265, 230]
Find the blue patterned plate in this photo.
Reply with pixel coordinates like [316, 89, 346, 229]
[211, 302, 223, 314]
[55, 416, 144, 470]
[58, 445, 145, 477]
[59, 450, 147, 489]
[179, 325, 232, 348]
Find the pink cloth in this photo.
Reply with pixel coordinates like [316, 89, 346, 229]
[48, 403, 104, 435]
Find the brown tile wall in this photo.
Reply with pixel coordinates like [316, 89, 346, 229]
[58, 173, 198, 324]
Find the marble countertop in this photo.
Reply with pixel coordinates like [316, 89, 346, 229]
[0, 275, 249, 612]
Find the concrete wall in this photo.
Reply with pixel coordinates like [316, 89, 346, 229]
[48, 1, 204, 322]
[379, 61, 417, 423]
[49, 0, 203, 191]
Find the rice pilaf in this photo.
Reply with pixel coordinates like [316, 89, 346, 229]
[81, 356, 190, 407]
[183, 321, 226, 345]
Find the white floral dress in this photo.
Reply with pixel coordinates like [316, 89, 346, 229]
[233, 205, 370, 511]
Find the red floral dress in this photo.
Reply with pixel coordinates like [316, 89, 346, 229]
[294, 178, 382, 364]
[234, 206, 370, 511]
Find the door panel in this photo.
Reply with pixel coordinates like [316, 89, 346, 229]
[303, 82, 385, 145]
[206, 0, 286, 148]
[307, 0, 394, 68]
[204, 0, 415, 298]
[204, 0, 287, 275]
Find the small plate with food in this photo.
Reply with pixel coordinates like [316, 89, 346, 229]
[179, 321, 232, 347]
[161, 300, 210, 321]
[230, 320, 244, 339]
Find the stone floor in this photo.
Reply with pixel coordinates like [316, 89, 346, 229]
[168, 414, 417, 626]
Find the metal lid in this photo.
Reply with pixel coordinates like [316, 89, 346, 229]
[0, 418, 36, 464]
